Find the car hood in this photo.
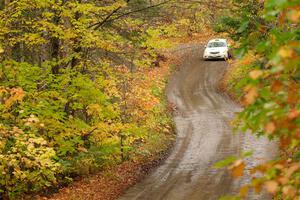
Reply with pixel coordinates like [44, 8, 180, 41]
[206, 47, 227, 52]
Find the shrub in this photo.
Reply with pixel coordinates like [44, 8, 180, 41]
[0, 126, 61, 199]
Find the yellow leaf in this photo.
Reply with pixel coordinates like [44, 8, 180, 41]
[282, 185, 297, 198]
[289, 10, 300, 22]
[278, 48, 294, 58]
[240, 185, 249, 198]
[78, 147, 88, 153]
[252, 178, 263, 193]
[285, 163, 300, 178]
[249, 70, 263, 80]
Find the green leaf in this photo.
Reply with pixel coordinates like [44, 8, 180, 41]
[242, 151, 253, 158]
[237, 21, 249, 33]
[219, 195, 240, 200]
[214, 156, 238, 168]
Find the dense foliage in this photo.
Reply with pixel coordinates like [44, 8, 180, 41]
[218, 0, 300, 199]
[0, 0, 197, 198]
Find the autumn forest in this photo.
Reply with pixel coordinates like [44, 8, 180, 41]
[0, 0, 300, 200]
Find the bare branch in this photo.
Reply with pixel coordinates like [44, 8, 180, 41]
[88, 0, 131, 29]
[90, 0, 173, 30]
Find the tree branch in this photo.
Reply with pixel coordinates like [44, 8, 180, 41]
[88, 0, 131, 29]
[91, 0, 173, 30]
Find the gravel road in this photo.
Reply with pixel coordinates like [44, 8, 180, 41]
[119, 45, 277, 200]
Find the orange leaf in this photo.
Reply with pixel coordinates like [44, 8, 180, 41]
[280, 137, 291, 149]
[288, 82, 299, 105]
[265, 122, 276, 134]
[295, 130, 300, 139]
[278, 176, 289, 185]
[271, 80, 282, 92]
[265, 181, 279, 194]
[228, 160, 245, 178]
[252, 178, 263, 193]
[288, 92, 299, 105]
[288, 109, 299, 120]
[251, 164, 268, 174]
[279, 10, 287, 25]
[243, 87, 258, 105]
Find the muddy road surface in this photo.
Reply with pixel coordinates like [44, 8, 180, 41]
[119, 45, 277, 200]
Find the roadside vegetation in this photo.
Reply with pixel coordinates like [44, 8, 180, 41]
[217, 0, 300, 199]
[0, 0, 221, 199]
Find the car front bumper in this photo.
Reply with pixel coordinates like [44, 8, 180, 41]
[203, 53, 227, 59]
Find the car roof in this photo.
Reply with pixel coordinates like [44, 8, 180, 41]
[208, 39, 227, 43]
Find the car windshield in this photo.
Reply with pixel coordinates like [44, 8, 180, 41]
[207, 42, 226, 48]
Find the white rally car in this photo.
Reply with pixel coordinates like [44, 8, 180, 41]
[203, 39, 231, 60]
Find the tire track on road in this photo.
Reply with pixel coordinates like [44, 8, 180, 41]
[118, 45, 277, 200]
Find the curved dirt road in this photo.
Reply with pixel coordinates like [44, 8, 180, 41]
[119, 45, 277, 200]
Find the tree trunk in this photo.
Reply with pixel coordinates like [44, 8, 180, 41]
[0, 0, 10, 9]
[71, 0, 82, 68]
[50, 15, 60, 74]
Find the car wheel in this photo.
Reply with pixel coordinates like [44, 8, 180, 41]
[224, 52, 229, 60]
[228, 51, 233, 59]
